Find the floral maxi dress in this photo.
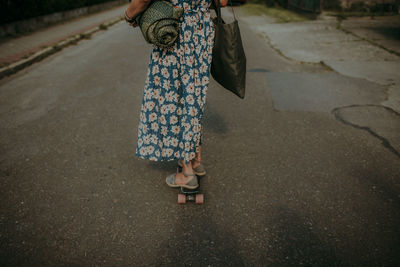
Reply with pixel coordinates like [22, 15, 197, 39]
[136, 0, 215, 163]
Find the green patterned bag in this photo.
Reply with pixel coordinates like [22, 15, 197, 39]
[136, 0, 183, 48]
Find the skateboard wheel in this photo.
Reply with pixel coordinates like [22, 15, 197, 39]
[195, 194, 204, 204]
[178, 194, 186, 204]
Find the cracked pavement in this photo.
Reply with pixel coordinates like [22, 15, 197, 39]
[240, 9, 400, 159]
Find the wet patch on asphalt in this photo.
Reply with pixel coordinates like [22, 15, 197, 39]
[265, 72, 387, 112]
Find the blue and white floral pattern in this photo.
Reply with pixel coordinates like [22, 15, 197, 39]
[136, 0, 215, 163]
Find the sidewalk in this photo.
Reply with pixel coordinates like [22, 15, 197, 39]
[0, 4, 127, 71]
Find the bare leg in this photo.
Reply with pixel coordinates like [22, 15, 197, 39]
[173, 160, 196, 184]
[178, 145, 202, 168]
[192, 145, 202, 168]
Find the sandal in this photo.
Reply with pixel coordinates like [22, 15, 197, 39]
[165, 171, 199, 189]
[178, 159, 206, 176]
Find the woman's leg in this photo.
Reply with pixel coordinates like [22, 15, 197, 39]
[178, 145, 202, 168]
[172, 143, 203, 186]
[173, 160, 196, 184]
[192, 145, 202, 168]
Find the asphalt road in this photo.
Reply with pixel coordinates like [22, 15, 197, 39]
[1, 13, 399, 266]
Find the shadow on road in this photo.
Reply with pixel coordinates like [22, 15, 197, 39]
[154, 209, 245, 266]
[260, 206, 346, 266]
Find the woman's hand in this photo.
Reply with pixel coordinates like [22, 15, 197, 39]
[125, 0, 152, 26]
[214, 0, 228, 7]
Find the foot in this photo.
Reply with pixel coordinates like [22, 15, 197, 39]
[178, 159, 206, 176]
[191, 158, 201, 169]
[166, 171, 198, 189]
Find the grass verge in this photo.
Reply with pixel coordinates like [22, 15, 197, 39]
[241, 3, 310, 23]
[324, 11, 399, 19]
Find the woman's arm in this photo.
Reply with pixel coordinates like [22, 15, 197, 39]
[214, 0, 228, 7]
[125, 0, 152, 21]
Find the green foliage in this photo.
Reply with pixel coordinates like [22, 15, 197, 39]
[98, 23, 108, 30]
[248, 0, 320, 12]
[322, 0, 342, 11]
[79, 33, 92, 39]
[0, 0, 118, 24]
[247, 0, 286, 8]
[242, 3, 310, 22]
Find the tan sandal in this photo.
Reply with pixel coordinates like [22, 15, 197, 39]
[165, 171, 199, 189]
[178, 159, 206, 176]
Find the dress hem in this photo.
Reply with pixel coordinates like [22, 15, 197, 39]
[136, 153, 195, 164]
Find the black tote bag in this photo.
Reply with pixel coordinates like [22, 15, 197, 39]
[211, 0, 246, 99]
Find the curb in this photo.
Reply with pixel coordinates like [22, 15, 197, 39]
[0, 16, 123, 80]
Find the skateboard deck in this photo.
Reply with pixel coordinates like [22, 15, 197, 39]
[178, 181, 204, 204]
[176, 167, 204, 204]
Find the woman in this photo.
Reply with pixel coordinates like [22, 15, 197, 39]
[125, 0, 227, 189]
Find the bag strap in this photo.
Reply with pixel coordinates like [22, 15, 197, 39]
[212, 0, 237, 22]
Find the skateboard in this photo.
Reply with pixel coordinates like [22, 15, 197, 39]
[177, 179, 204, 204]
[176, 167, 204, 204]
